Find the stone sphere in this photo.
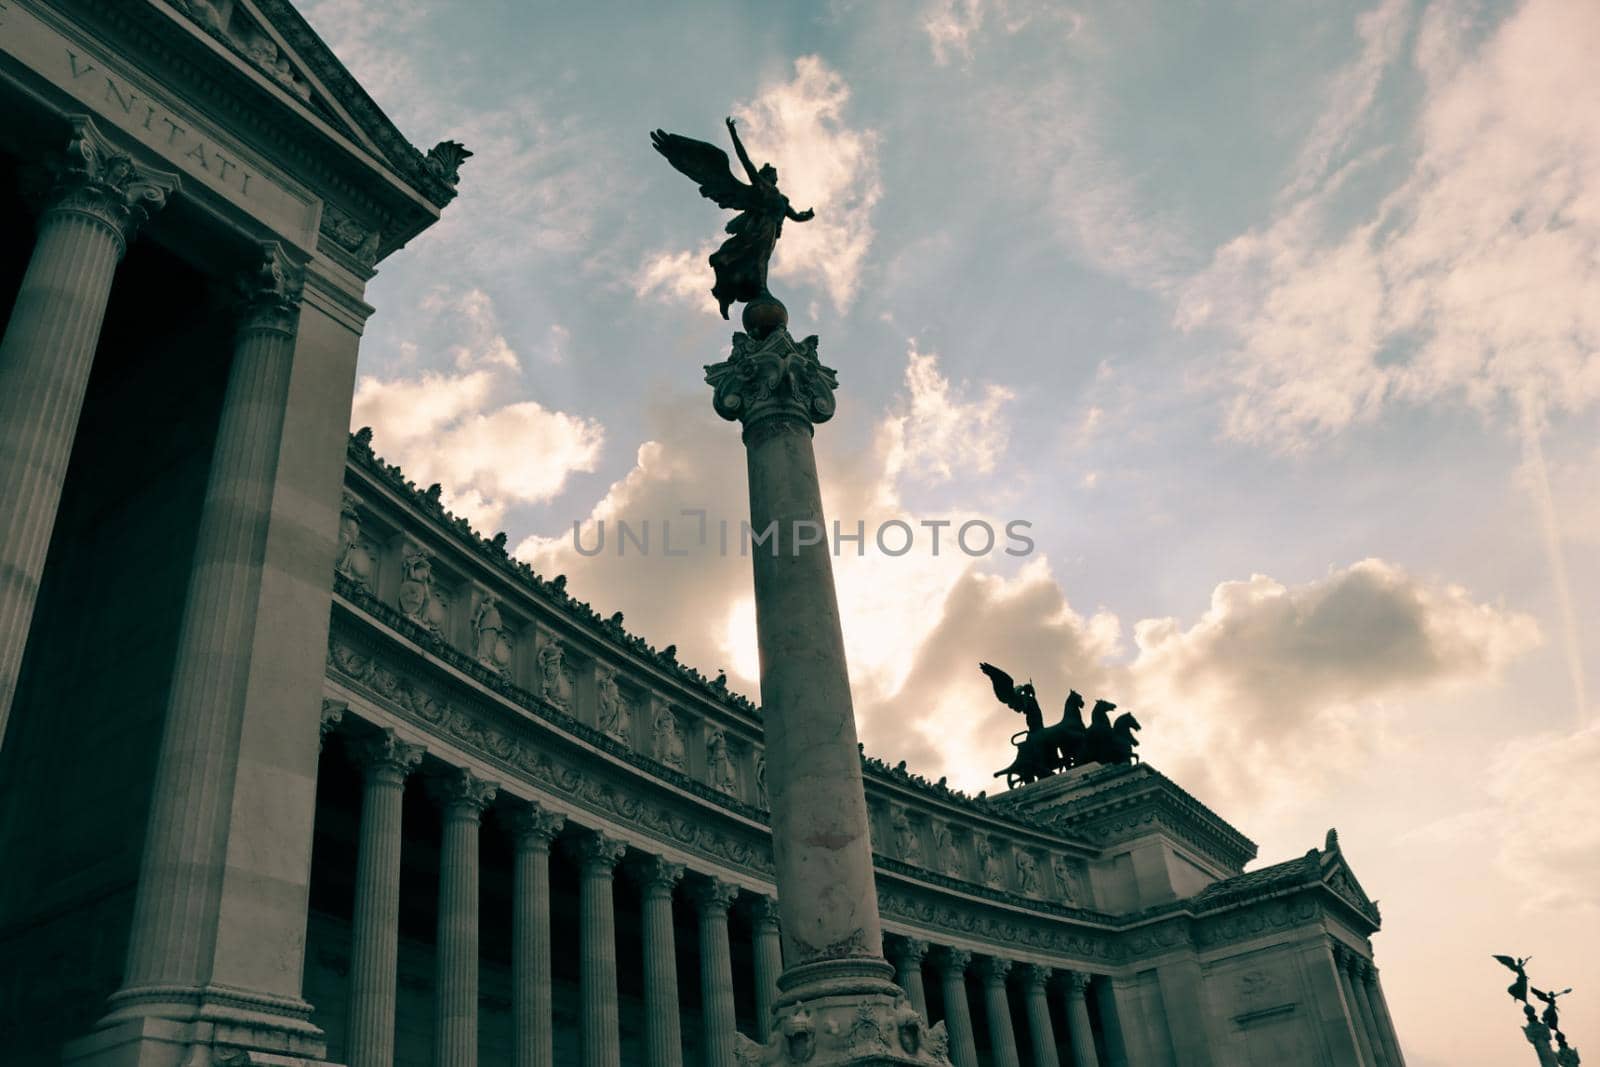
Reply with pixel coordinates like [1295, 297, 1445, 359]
[741, 294, 788, 338]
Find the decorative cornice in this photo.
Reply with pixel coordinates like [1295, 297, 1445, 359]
[44, 115, 179, 250]
[704, 328, 838, 441]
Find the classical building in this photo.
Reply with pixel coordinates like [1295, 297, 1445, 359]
[0, 2, 1406, 1066]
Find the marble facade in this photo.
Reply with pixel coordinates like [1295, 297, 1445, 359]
[0, 2, 1406, 1066]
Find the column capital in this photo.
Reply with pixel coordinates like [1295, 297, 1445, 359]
[356, 727, 425, 782]
[704, 328, 838, 443]
[1066, 970, 1093, 995]
[318, 698, 346, 745]
[977, 956, 1012, 986]
[43, 115, 179, 252]
[238, 241, 305, 335]
[888, 936, 929, 967]
[567, 828, 627, 872]
[691, 876, 740, 914]
[431, 767, 497, 818]
[1019, 963, 1052, 990]
[629, 854, 685, 897]
[748, 893, 781, 930]
[510, 800, 565, 849]
[932, 946, 972, 977]
[1356, 957, 1376, 982]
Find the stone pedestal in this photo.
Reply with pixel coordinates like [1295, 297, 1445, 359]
[0, 116, 176, 747]
[708, 326, 949, 1066]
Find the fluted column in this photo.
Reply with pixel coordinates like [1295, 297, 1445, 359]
[1334, 946, 1378, 1066]
[433, 770, 497, 1067]
[1019, 965, 1061, 1067]
[0, 115, 176, 749]
[345, 730, 425, 1067]
[113, 241, 304, 1012]
[571, 830, 628, 1067]
[1063, 972, 1101, 1067]
[933, 948, 979, 1067]
[694, 878, 740, 1067]
[1365, 963, 1406, 1067]
[1091, 977, 1131, 1067]
[889, 937, 930, 1020]
[630, 856, 685, 1067]
[1347, 954, 1390, 1067]
[749, 896, 783, 1042]
[978, 958, 1020, 1067]
[512, 802, 566, 1067]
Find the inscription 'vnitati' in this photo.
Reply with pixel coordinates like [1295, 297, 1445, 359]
[66, 50, 256, 198]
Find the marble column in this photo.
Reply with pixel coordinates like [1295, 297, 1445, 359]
[706, 329, 908, 1041]
[1063, 972, 1102, 1067]
[695, 878, 741, 1067]
[1365, 963, 1407, 1067]
[345, 729, 425, 1067]
[512, 802, 566, 1067]
[978, 958, 1021, 1067]
[750, 896, 783, 1042]
[433, 769, 497, 1067]
[631, 856, 685, 1067]
[889, 937, 930, 1020]
[1348, 955, 1390, 1067]
[0, 115, 176, 749]
[1335, 946, 1379, 1066]
[1019, 965, 1061, 1067]
[1091, 976, 1131, 1067]
[112, 241, 304, 1013]
[933, 948, 980, 1067]
[571, 830, 628, 1067]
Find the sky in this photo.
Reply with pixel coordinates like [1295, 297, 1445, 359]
[299, 1, 1599, 1063]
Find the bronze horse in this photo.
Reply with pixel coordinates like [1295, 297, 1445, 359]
[982, 662, 1141, 788]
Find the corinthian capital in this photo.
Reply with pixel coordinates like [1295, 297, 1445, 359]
[357, 727, 425, 782]
[511, 801, 566, 849]
[704, 328, 838, 442]
[431, 767, 497, 817]
[692, 876, 740, 914]
[238, 242, 305, 334]
[629, 854, 685, 896]
[45, 116, 179, 250]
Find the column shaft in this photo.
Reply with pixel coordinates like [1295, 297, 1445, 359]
[513, 804, 565, 1067]
[1020, 967, 1061, 1067]
[979, 959, 1021, 1067]
[1336, 949, 1378, 1067]
[0, 116, 174, 749]
[345, 731, 423, 1067]
[890, 938, 930, 1020]
[696, 879, 740, 1067]
[634, 857, 684, 1067]
[118, 244, 302, 1000]
[434, 771, 496, 1067]
[574, 832, 627, 1067]
[1367, 967, 1407, 1067]
[1065, 973, 1102, 1067]
[750, 898, 783, 1042]
[1091, 976, 1131, 1067]
[1350, 963, 1390, 1067]
[934, 950, 980, 1067]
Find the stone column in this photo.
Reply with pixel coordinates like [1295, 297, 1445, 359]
[1019, 965, 1061, 1067]
[706, 316, 915, 1055]
[750, 896, 784, 1042]
[978, 958, 1020, 1067]
[933, 948, 980, 1067]
[111, 241, 305, 1017]
[695, 878, 741, 1067]
[512, 802, 566, 1067]
[1090, 976, 1130, 1067]
[889, 937, 930, 1020]
[345, 729, 425, 1067]
[433, 769, 497, 1067]
[571, 830, 628, 1067]
[1334, 946, 1379, 1066]
[1063, 972, 1101, 1067]
[0, 116, 177, 748]
[1348, 955, 1390, 1067]
[1365, 963, 1406, 1067]
[631, 856, 685, 1067]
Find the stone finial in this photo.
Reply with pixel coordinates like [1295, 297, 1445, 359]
[704, 328, 838, 442]
[511, 801, 565, 848]
[424, 140, 473, 185]
[47, 115, 179, 250]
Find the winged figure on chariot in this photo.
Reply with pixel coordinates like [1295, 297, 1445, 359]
[980, 662, 1141, 788]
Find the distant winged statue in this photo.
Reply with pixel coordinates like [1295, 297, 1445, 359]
[980, 662, 1139, 788]
[1495, 955, 1534, 1003]
[1533, 987, 1574, 1033]
[651, 117, 814, 321]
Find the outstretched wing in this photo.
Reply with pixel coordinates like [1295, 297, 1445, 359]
[979, 662, 1020, 710]
[1494, 955, 1522, 972]
[650, 130, 756, 210]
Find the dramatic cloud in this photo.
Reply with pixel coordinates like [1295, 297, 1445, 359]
[1485, 723, 1600, 913]
[349, 289, 604, 531]
[921, 0, 1082, 66]
[1180, 0, 1600, 445]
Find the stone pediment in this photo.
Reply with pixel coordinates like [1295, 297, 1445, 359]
[1318, 829, 1381, 925]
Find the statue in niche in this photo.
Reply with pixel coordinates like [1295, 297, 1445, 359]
[334, 493, 374, 591]
[1015, 847, 1039, 895]
[754, 754, 768, 808]
[398, 549, 447, 635]
[650, 117, 815, 329]
[652, 703, 687, 770]
[595, 665, 630, 743]
[976, 835, 1005, 889]
[706, 726, 740, 796]
[537, 642, 571, 710]
[1051, 854, 1081, 906]
[892, 808, 922, 866]
[935, 823, 963, 877]
[471, 594, 513, 675]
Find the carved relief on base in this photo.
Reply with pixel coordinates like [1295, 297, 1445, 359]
[733, 990, 951, 1065]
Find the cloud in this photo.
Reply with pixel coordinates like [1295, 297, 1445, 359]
[635, 241, 720, 306]
[1180, 0, 1600, 447]
[349, 289, 604, 531]
[921, 0, 1082, 66]
[1485, 723, 1600, 912]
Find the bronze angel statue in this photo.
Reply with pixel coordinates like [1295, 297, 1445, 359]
[651, 117, 814, 324]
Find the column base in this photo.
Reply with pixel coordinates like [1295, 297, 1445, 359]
[735, 959, 953, 1065]
[65, 985, 332, 1067]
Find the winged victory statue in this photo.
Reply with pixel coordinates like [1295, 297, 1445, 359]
[980, 662, 1141, 788]
[651, 117, 814, 332]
